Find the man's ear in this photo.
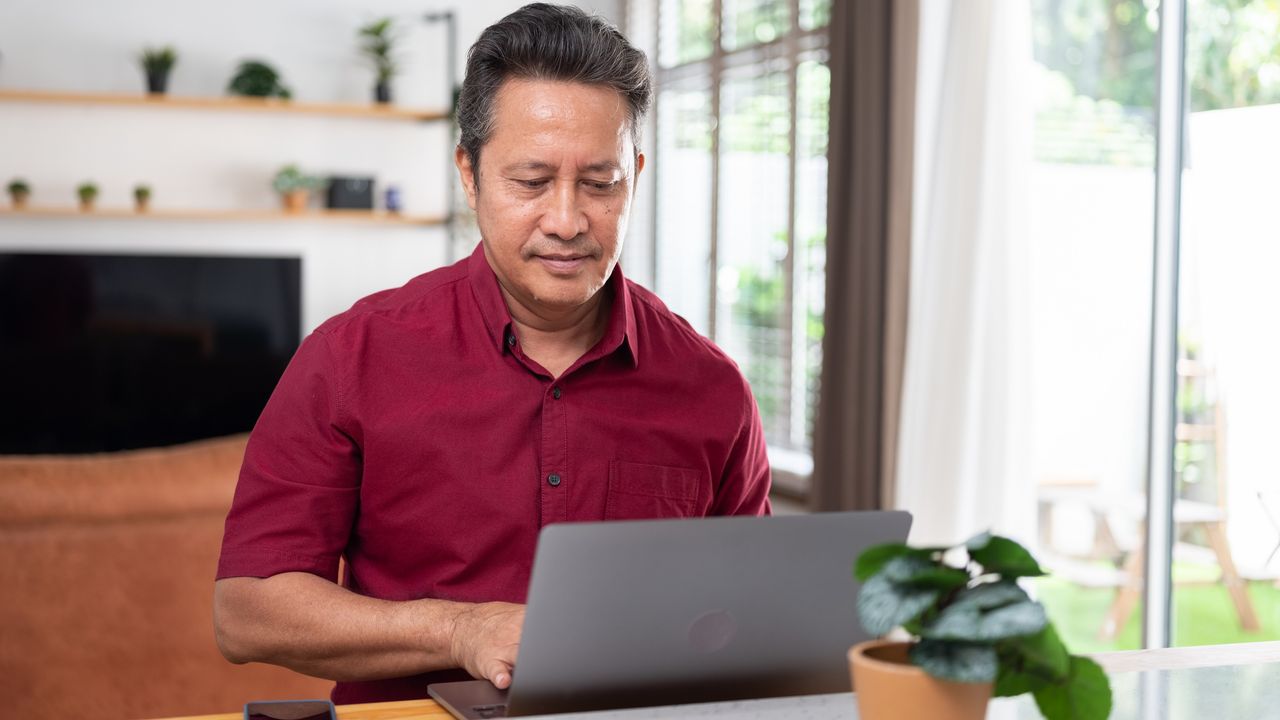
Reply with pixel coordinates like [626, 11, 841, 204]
[634, 151, 646, 185]
[455, 146, 479, 211]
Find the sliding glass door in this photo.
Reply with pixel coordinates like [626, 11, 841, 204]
[1170, 0, 1280, 648]
[1030, 0, 1280, 651]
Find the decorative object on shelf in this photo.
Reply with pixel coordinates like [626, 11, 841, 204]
[384, 185, 402, 214]
[272, 165, 324, 214]
[7, 179, 31, 210]
[358, 18, 400, 104]
[850, 532, 1112, 720]
[228, 60, 292, 100]
[76, 182, 99, 212]
[140, 46, 177, 95]
[326, 176, 375, 210]
[134, 184, 152, 213]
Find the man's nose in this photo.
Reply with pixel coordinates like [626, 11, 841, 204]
[540, 181, 588, 241]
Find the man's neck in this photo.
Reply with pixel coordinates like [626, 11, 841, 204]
[499, 284, 613, 379]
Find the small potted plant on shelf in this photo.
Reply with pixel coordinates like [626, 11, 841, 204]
[77, 182, 99, 212]
[8, 179, 31, 210]
[358, 17, 400, 104]
[134, 184, 152, 213]
[140, 46, 178, 95]
[273, 165, 324, 214]
[850, 532, 1112, 720]
[228, 60, 292, 100]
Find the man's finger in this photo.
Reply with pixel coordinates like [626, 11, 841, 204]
[482, 659, 512, 689]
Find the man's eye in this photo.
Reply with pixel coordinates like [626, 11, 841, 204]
[585, 181, 617, 191]
[518, 179, 548, 189]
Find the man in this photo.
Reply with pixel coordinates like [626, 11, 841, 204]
[213, 3, 771, 704]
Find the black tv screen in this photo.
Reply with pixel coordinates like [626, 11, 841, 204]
[0, 252, 301, 454]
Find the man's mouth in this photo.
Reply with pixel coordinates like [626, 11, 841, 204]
[536, 254, 590, 274]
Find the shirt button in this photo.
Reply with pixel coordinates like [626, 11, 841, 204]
[547, 473, 562, 487]
[552, 387, 562, 399]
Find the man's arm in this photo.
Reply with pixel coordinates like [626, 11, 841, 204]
[213, 572, 523, 688]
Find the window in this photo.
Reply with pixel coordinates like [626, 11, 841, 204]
[627, 0, 830, 491]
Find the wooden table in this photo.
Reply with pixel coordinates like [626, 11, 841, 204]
[153, 641, 1280, 720]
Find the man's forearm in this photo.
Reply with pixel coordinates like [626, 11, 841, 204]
[214, 572, 466, 682]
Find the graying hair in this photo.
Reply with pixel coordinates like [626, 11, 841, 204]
[456, 3, 652, 169]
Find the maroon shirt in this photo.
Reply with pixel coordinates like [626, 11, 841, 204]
[217, 243, 772, 703]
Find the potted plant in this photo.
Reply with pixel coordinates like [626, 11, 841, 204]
[851, 532, 1112, 720]
[140, 46, 177, 95]
[8, 179, 31, 210]
[358, 18, 400, 104]
[228, 60, 292, 100]
[77, 182, 99, 212]
[272, 165, 324, 213]
[134, 184, 152, 212]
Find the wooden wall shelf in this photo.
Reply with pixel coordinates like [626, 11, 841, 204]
[0, 207, 446, 226]
[0, 88, 449, 122]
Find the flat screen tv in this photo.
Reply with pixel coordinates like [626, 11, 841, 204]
[0, 252, 301, 454]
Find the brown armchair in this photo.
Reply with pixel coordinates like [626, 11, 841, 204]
[0, 435, 332, 720]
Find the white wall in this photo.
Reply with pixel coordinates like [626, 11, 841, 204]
[0, 0, 621, 332]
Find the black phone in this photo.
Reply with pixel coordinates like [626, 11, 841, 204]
[243, 700, 337, 720]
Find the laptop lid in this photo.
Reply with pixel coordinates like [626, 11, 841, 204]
[498, 510, 912, 716]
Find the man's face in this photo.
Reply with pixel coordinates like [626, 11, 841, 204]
[456, 78, 644, 316]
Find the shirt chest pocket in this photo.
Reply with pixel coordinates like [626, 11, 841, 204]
[605, 460, 706, 520]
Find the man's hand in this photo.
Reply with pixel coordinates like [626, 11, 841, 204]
[449, 601, 526, 689]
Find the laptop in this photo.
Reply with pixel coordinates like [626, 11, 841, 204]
[428, 510, 911, 719]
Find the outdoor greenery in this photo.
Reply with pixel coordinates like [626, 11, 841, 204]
[856, 533, 1112, 720]
[1032, 0, 1280, 165]
[722, 0, 788, 51]
[1037, 565, 1280, 654]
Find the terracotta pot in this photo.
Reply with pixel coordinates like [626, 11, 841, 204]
[281, 189, 309, 214]
[135, 197, 150, 213]
[849, 640, 992, 720]
[79, 198, 96, 212]
[11, 193, 28, 211]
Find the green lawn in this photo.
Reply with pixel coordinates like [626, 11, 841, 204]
[1035, 565, 1280, 654]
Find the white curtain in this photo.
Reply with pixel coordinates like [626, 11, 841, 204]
[894, 0, 1036, 547]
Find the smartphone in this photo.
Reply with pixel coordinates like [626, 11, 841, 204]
[244, 700, 337, 720]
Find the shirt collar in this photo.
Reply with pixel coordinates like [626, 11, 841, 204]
[466, 242, 639, 369]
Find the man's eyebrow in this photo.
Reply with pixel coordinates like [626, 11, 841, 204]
[502, 161, 556, 174]
[500, 161, 622, 174]
[580, 161, 622, 174]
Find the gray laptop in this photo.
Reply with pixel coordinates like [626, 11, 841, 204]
[429, 510, 911, 718]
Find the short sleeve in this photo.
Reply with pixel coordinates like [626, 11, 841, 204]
[709, 384, 773, 516]
[216, 330, 361, 581]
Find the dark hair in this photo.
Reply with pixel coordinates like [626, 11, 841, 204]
[456, 3, 652, 167]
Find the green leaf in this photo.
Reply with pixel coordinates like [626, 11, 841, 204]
[966, 533, 1046, 578]
[952, 580, 1030, 610]
[1006, 625, 1071, 680]
[856, 571, 939, 636]
[855, 542, 914, 581]
[1033, 656, 1113, 720]
[909, 640, 998, 683]
[994, 663, 1049, 697]
[881, 555, 970, 589]
[923, 599, 1047, 642]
